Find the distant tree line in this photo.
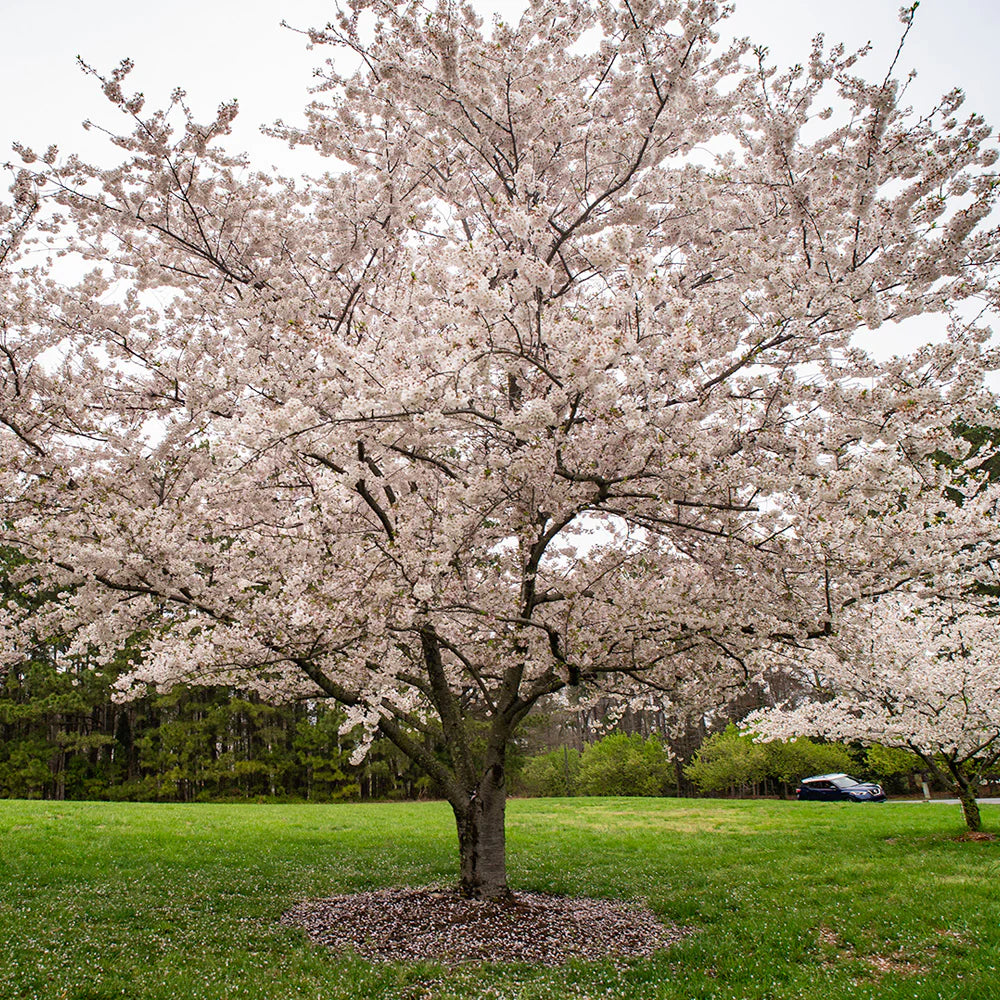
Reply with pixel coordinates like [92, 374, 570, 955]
[2, 645, 950, 802]
[0, 650, 438, 802]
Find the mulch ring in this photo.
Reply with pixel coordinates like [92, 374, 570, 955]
[281, 885, 693, 966]
[953, 830, 996, 842]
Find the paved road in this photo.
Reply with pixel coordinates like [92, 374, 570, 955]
[888, 797, 1000, 805]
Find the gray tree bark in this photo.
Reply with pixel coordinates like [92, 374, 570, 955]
[452, 759, 509, 899]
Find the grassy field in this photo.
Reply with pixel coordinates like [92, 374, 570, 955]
[0, 797, 996, 1000]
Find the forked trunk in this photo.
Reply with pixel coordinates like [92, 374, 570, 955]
[452, 761, 509, 899]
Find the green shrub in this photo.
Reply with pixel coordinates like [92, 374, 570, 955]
[577, 733, 672, 796]
[762, 736, 855, 791]
[684, 724, 768, 794]
[864, 743, 923, 782]
[517, 747, 581, 797]
[685, 724, 856, 796]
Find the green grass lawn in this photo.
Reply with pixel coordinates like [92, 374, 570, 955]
[0, 797, 996, 999]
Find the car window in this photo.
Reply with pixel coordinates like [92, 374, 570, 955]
[830, 776, 857, 789]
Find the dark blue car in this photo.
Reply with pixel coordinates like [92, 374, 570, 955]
[796, 773, 886, 802]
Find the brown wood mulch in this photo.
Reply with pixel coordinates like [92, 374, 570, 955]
[281, 886, 692, 967]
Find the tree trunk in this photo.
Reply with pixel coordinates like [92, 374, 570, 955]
[452, 761, 509, 900]
[957, 784, 982, 832]
[942, 757, 983, 832]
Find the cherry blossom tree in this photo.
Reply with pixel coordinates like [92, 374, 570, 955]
[2, 0, 1000, 896]
[748, 599, 1000, 831]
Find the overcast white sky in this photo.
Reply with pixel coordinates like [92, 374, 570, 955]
[3, 0, 998, 166]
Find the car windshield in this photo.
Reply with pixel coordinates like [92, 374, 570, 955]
[830, 776, 859, 789]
